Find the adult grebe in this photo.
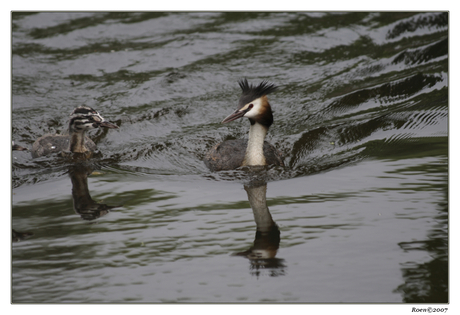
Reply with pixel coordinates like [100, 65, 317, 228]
[31, 106, 118, 158]
[205, 79, 284, 171]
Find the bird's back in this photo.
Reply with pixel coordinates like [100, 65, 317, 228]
[31, 134, 96, 158]
[204, 139, 284, 171]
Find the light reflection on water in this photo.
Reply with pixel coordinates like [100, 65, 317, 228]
[12, 12, 447, 303]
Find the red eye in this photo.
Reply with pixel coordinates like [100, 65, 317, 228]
[248, 104, 254, 109]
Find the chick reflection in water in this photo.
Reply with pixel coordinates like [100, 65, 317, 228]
[69, 164, 119, 220]
[233, 181, 286, 277]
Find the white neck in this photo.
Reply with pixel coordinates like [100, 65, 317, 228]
[243, 122, 268, 166]
[245, 184, 274, 230]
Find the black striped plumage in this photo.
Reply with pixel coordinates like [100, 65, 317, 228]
[31, 106, 118, 158]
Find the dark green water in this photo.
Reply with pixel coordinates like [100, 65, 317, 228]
[12, 12, 448, 303]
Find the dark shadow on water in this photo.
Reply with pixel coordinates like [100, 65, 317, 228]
[232, 173, 286, 277]
[393, 189, 448, 303]
[69, 162, 121, 221]
[12, 229, 34, 242]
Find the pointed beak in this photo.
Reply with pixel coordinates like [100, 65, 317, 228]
[99, 121, 119, 129]
[222, 103, 254, 124]
[221, 110, 246, 124]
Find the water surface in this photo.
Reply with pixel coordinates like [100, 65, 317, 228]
[12, 12, 448, 303]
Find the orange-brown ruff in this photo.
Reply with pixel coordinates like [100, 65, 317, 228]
[205, 79, 284, 171]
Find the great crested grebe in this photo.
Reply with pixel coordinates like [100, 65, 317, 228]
[31, 105, 118, 158]
[204, 79, 284, 171]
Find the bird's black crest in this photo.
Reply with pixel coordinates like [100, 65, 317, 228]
[238, 79, 278, 107]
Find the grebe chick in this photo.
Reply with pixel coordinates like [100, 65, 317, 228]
[31, 106, 118, 158]
[205, 79, 284, 171]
